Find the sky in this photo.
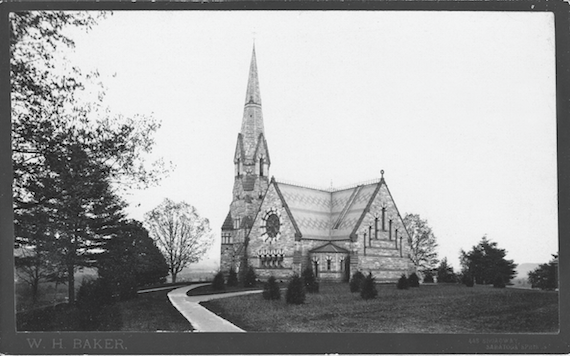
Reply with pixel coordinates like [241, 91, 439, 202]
[60, 10, 557, 271]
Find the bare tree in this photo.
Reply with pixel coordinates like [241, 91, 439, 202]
[403, 213, 439, 273]
[144, 199, 212, 283]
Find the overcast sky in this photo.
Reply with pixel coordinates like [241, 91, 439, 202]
[62, 10, 557, 270]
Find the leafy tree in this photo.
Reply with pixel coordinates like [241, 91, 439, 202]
[408, 272, 420, 287]
[243, 266, 257, 288]
[460, 236, 517, 285]
[97, 220, 168, 300]
[144, 199, 212, 283]
[360, 273, 378, 300]
[262, 276, 281, 300]
[528, 254, 558, 290]
[226, 266, 238, 287]
[286, 274, 305, 305]
[437, 257, 456, 283]
[397, 274, 409, 290]
[349, 271, 365, 293]
[11, 11, 168, 304]
[302, 266, 319, 293]
[403, 213, 439, 273]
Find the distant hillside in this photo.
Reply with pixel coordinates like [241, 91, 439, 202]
[515, 263, 540, 279]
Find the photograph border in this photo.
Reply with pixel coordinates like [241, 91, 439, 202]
[1, 0, 569, 354]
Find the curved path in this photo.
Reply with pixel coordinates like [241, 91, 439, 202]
[167, 284, 262, 332]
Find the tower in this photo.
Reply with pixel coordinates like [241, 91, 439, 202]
[220, 46, 271, 273]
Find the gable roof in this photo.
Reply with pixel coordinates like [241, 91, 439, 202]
[221, 211, 233, 230]
[309, 242, 349, 254]
[274, 179, 382, 241]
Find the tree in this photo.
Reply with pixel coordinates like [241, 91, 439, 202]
[528, 254, 558, 290]
[403, 213, 439, 273]
[360, 273, 378, 300]
[302, 266, 319, 293]
[436, 257, 456, 283]
[460, 236, 517, 285]
[243, 266, 257, 288]
[11, 12, 169, 304]
[397, 274, 409, 290]
[408, 272, 420, 287]
[97, 220, 169, 300]
[212, 272, 226, 291]
[262, 276, 281, 300]
[144, 199, 212, 283]
[226, 266, 238, 287]
[349, 271, 365, 293]
[286, 274, 305, 305]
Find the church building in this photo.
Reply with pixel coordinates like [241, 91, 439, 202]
[220, 47, 415, 282]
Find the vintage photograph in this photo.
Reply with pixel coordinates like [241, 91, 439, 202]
[3, 6, 565, 353]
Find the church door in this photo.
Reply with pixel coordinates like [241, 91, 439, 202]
[313, 261, 319, 278]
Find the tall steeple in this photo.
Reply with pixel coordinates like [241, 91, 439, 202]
[240, 45, 265, 158]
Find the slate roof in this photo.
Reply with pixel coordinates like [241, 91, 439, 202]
[309, 242, 349, 254]
[222, 211, 233, 230]
[275, 180, 381, 241]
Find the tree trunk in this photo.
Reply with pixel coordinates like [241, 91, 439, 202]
[171, 272, 177, 284]
[67, 264, 75, 304]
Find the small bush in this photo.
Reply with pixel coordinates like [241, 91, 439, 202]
[397, 274, 409, 290]
[212, 271, 226, 291]
[349, 271, 365, 293]
[423, 273, 434, 283]
[493, 275, 506, 288]
[227, 267, 238, 287]
[408, 273, 420, 287]
[462, 274, 474, 287]
[360, 273, 378, 300]
[286, 274, 306, 305]
[76, 278, 114, 330]
[302, 266, 319, 293]
[262, 276, 281, 300]
[243, 266, 257, 288]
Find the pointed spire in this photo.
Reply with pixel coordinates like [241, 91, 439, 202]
[245, 45, 261, 106]
[240, 45, 265, 158]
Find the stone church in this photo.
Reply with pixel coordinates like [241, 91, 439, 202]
[220, 47, 415, 282]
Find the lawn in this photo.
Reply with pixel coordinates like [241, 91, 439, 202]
[201, 283, 559, 333]
[17, 287, 192, 332]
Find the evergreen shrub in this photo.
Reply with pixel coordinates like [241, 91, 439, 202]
[408, 273, 420, 287]
[349, 271, 365, 292]
[286, 274, 306, 305]
[360, 273, 378, 300]
[302, 266, 319, 293]
[227, 267, 238, 287]
[243, 266, 257, 288]
[262, 276, 281, 300]
[76, 278, 114, 330]
[462, 274, 474, 287]
[212, 271, 226, 291]
[493, 275, 506, 288]
[423, 273, 434, 283]
[397, 274, 409, 290]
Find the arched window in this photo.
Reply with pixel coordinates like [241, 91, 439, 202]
[327, 259, 332, 271]
[259, 157, 264, 176]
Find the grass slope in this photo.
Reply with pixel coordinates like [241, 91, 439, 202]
[201, 283, 559, 333]
[17, 288, 191, 332]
